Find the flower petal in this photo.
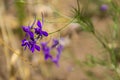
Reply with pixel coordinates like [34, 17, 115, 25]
[37, 20, 42, 29]
[41, 42, 52, 60]
[28, 31, 34, 41]
[52, 58, 59, 66]
[22, 26, 30, 32]
[57, 45, 63, 55]
[42, 31, 48, 36]
[21, 39, 27, 46]
[35, 45, 40, 51]
[22, 39, 26, 43]
[34, 28, 40, 34]
[51, 39, 59, 48]
[52, 45, 63, 66]
[41, 42, 47, 48]
[41, 42, 49, 51]
[21, 43, 26, 46]
[44, 52, 52, 60]
[31, 46, 35, 53]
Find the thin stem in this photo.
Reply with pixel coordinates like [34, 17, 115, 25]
[31, 16, 36, 28]
[93, 32, 108, 50]
[37, 16, 71, 23]
[92, 32, 117, 67]
[48, 17, 76, 35]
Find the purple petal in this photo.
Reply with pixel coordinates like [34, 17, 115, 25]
[52, 45, 63, 66]
[100, 4, 108, 11]
[22, 43, 26, 46]
[21, 39, 31, 50]
[42, 31, 48, 36]
[35, 45, 40, 51]
[57, 45, 63, 55]
[22, 26, 30, 32]
[28, 31, 34, 40]
[51, 39, 59, 48]
[21, 39, 27, 46]
[45, 53, 52, 60]
[22, 39, 26, 43]
[34, 28, 40, 34]
[27, 43, 31, 50]
[41, 42, 52, 60]
[52, 58, 59, 66]
[41, 42, 50, 52]
[41, 42, 48, 48]
[37, 20, 42, 29]
[31, 46, 35, 53]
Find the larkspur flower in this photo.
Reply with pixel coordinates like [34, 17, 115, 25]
[52, 44, 63, 66]
[41, 42, 52, 60]
[29, 40, 40, 53]
[41, 39, 63, 66]
[22, 17, 37, 41]
[21, 18, 42, 53]
[21, 16, 64, 66]
[22, 25, 38, 53]
[100, 4, 108, 11]
[22, 26, 34, 40]
[35, 20, 48, 37]
[22, 38, 40, 53]
[51, 39, 59, 48]
[21, 39, 31, 50]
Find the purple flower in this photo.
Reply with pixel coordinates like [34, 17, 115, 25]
[22, 39, 40, 53]
[21, 39, 31, 50]
[41, 39, 63, 66]
[22, 26, 34, 40]
[41, 42, 52, 60]
[29, 40, 40, 53]
[100, 4, 108, 11]
[22, 26, 31, 32]
[51, 39, 59, 48]
[21, 17, 49, 54]
[52, 45, 63, 66]
[35, 20, 48, 37]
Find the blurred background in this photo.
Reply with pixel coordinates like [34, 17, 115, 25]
[0, 0, 120, 80]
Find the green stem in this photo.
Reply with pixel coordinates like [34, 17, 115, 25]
[92, 32, 117, 67]
[92, 32, 109, 50]
[114, 68, 120, 80]
[48, 17, 76, 35]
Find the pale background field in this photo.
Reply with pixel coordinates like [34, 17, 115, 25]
[0, 0, 119, 80]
